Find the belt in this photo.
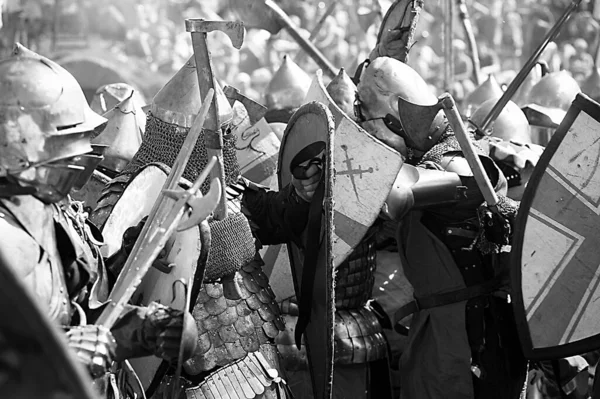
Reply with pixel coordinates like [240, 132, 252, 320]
[393, 276, 502, 335]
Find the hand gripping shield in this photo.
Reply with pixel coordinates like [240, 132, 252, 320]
[511, 93, 600, 359]
[0, 249, 99, 399]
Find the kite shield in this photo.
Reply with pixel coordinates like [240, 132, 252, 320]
[0, 250, 99, 399]
[512, 93, 600, 360]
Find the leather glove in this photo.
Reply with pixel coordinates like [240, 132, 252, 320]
[66, 325, 116, 379]
[141, 302, 198, 364]
[122, 217, 173, 273]
[369, 28, 411, 61]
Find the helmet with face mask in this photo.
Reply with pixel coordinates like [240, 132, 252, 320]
[0, 49, 107, 203]
[356, 56, 446, 153]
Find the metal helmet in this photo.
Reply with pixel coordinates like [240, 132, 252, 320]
[91, 90, 144, 174]
[469, 98, 531, 144]
[121, 57, 240, 193]
[90, 82, 147, 130]
[265, 55, 311, 110]
[0, 51, 107, 202]
[325, 67, 358, 121]
[525, 70, 581, 125]
[356, 56, 446, 153]
[462, 74, 503, 117]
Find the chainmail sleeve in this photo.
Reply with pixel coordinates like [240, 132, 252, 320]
[240, 180, 310, 247]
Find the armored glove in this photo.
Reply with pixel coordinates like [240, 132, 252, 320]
[66, 325, 116, 379]
[141, 302, 198, 363]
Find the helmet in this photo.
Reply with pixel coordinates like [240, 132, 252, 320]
[0, 50, 107, 202]
[91, 90, 143, 174]
[325, 67, 358, 121]
[90, 82, 147, 124]
[525, 70, 581, 125]
[121, 57, 240, 194]
[356, 56, 446, 153]
[462, 74, 503, 118]
[469, 98, 531, 144]
[265, 55, 311, 110]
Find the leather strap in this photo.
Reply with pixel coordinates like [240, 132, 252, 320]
[294, 180, 325, 349]
[394, 276, 502, 332]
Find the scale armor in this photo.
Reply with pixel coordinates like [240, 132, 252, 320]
[276, 227, 388, 370]
[91, 56, 287, 397]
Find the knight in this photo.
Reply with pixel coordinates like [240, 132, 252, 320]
[91, 55, 317, 399]
[0, 50, 198, 398]
[354, 56, 527, 399]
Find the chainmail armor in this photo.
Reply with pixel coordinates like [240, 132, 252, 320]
[122, 112, 240, 195]
[204, 212, 257, 282]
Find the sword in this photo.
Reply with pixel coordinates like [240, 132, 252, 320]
[95, 90, 220, 329]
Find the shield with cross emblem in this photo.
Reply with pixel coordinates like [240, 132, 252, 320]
[278, 100, 403, 398]
[512, 93, 600, 360]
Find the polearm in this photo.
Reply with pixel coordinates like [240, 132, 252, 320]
[95, 90, 219, 328]
[295, 0, 338, 65]
[457, 0, 481, 85]
[443, 0, 455, 92]
[185, 19, 246, 220]
[477, 0, 583, 135]
[263, 0, 337, 78]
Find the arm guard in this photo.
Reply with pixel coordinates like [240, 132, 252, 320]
[241, 179, 311, 246]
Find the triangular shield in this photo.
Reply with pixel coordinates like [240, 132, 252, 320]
[512, 93, 600, 359]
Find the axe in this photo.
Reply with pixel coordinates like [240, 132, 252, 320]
[185, 19, 245, 220]
[223, 85, 267, 125]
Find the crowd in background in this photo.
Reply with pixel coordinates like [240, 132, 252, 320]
[1, 0, 599, 109]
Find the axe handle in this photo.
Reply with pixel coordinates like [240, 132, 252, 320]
[264, 0, 337, 78]
[190, 30, 228, 220]
[441, 95, 499, 207]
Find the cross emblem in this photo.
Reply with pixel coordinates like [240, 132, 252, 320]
[336, 144, 373, 201]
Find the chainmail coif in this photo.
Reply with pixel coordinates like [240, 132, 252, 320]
[121, 111, 241, 195]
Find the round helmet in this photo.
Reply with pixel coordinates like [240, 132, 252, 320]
[469, 98, 531, 144]
[0, 52, 107, 202]
[356, 56, 445, 153]
[527, 70, 581, 112]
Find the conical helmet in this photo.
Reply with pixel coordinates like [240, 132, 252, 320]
[120, 57, 239, 193]
[326, 67, 358, 121]
[470, 98, 531, 144]
[91, 91, 144, 174]
[90, 83, 147, 130]
[265, 55, 311, 110]
[462, 74, 503, 118]
[582, 67, 600, 103]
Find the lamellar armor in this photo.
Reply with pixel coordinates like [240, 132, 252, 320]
[92, 56, 291, 399]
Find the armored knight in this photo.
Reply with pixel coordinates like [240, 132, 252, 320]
[91, 56, 316, 399]
[275, 68, 393, 399]
[0, 50, 197, 397]
[354, 57, 527, 399]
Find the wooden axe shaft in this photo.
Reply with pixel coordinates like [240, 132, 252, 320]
[441, 95, 499, 207]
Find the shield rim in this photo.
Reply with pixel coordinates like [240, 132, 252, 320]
[511, 93, 600, 360]
[277, 101, 335, 399]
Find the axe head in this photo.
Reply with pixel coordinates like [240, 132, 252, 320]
[177, 178, 222, 232]
[185, 19, 245, 49]
[223, 85, 267, 124]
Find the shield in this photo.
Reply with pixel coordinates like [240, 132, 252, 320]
[375, 0, 423, 63]
[98, 164, 205, 392]
[0, 249, 99, 399]
[512, 93, 600, 360]
[305, 70, 404, 265]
